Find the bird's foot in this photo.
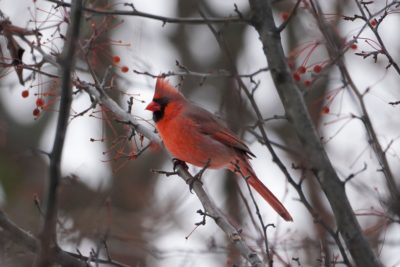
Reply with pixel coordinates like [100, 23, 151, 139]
[194, 159, 211, 181]
[172, 158, 188, 171]
[185, 177, 201, 193]
[186, 160, 211, 192]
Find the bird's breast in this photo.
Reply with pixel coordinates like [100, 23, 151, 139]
[156, 116, 234, 169]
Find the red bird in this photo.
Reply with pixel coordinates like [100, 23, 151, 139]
[146, 78, 293, 221]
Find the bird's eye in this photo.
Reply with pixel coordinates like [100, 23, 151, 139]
[154, 97, 169, 106]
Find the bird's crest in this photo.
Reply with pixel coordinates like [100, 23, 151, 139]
[154, 77, 183, 99]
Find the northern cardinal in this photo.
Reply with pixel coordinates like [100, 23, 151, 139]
[146, 78, 293, 221]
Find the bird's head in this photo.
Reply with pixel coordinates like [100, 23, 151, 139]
[146, 77, 185, 122]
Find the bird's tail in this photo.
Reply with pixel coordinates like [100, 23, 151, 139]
[235, 159, 293, 222]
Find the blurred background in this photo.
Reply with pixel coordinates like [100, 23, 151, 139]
[0, 0, 399, 266]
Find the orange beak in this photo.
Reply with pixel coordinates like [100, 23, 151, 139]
[145, 101, 160, 112]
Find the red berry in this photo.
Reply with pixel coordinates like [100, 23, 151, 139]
[350, 43, 358, 50]
[36, 98, 45, 107]
[304, 80, 311, 87]
[112, 55, 121, 64]
[121, 66, 129, 73]
[322, 106, 330, 114]
[281, 12, 289, 21]
[21, 90, 29, 98]
[33, 108, 40, 117]
[293, 72, 301, 81]
[313, 65, 322, 73]
[298, 66, 307, 74]
[370, 19, 377, 27]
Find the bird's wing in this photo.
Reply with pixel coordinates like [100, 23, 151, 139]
[184, 104, 255, 158]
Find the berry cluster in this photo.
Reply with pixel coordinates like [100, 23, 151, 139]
[112, 55, 129, 73]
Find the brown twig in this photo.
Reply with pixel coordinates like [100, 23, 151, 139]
[289, 165, 351, 266]
[47, 0, 248, 25]
[35, 0, 83, 266]
[198, 10, 297, 264]
[133, 66, 269, 80]
[233, 163, 276, 267]
[353, 0, 400, 75]
[78, 81, 161, 145]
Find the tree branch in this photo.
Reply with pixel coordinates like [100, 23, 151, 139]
[35, 0, 83, 266]
[353, 0, 400, 76]
[47, 0, 247, 25]
[0, 210, 86, 267]
[78, 81, 161, 145]
[309, 0, 399, 215]
[174, 163, 263, 267]
[247, 0, 380, 266]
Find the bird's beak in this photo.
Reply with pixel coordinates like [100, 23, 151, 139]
[145, 101, 160, 112]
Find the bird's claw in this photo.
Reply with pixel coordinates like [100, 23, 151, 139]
[172, 158, 188, 171]
[186, 176, 203, 193]
[186, 159, 211, 193]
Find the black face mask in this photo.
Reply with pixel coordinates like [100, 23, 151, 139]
[152, 97, 169, 122]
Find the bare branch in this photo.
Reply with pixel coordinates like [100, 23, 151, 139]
[173, 162, 263, 267]
[78, 81, 161, 145]
[35, 0, 83, 266]
[0, 210, 86, 267]
[133, 66, 269, 80]
[311, 0, 400, 215]
[354, 0, 400, 76]
[47, 0, 247, 25]
[248, 0, 381, 266]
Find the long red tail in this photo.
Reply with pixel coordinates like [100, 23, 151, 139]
[236, 160, 293, 221]
[247, 175, 293, 221]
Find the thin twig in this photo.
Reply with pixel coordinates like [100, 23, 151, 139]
[133, 66, 269, 80]
[78, 81, 160, 144]
[234, 163, 274, 267]
[47, 0, 248, 25]
[277, 0, 302, 32]
[354, 0, 400, 76]
[199, 10, 294, 264]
